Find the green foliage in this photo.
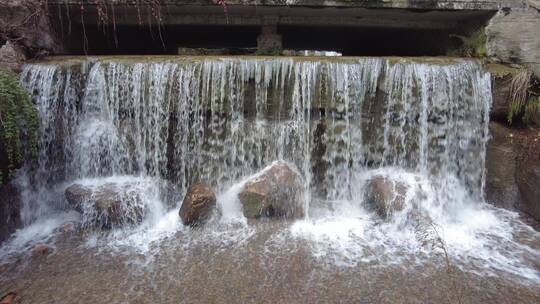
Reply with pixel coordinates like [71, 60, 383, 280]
[447, 28, 487, 58]
[254, 47, 283, 56]
[0, 69, 39, 185]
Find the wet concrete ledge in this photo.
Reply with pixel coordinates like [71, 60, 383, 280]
[51, 0, 529, 10]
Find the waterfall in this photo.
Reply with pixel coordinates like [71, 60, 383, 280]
[18, 56, 492, 225]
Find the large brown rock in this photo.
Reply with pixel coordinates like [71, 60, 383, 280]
[364, 176, 408, 219]
[65, 183, 145, 229]
[64, 184, 92, 208]
[179, 183, 216, 227]
[238, 161, 305, 219]
[485, 122, 520, 209]
[0, 41, 26, 72]
[0, 0, 61, 56]
[486, 7, 540, 79]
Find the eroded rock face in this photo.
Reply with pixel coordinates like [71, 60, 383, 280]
[485, 122, 540, 222]
[485, 122, 520, 209]
[179, 183, 216, 227]
[0, 183, 21, 244]
[364, 176, 408, 219]
[515, 130, 540, 220]
[238, 161, 304, 219]
[65, 183, 145, 229]
[0, 0, 61, 56]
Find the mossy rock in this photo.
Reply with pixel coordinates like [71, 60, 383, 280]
[447, 28, 487, 58]
[0, 69, 39, 185]
[485, 63, 521, 79]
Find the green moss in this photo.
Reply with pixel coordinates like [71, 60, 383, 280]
[485, 63, 521, 79]
[447, 28, 487, 58]
[254, 47, 283, 56]
[0, 69, 39, 185]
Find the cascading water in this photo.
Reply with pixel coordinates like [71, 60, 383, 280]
[18, 57, 490, 218]
[2, 56, 539, 297]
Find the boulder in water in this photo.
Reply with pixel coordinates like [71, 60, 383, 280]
[64, 184, 92, 208]
[64, 182, 145, 229]
[179, 183, 217, 227]
[364, 176, 409, 219]
[238, 161, 305, 219]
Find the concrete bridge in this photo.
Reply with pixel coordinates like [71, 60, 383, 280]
[40, 0, 538, 75]
[1, 0, 538, 76]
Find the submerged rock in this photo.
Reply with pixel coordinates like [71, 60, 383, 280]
[179, 183, 216, 227]
[64, 183, 145, 229]
[238, 161, 305, 219]
[55, 222, 78, 236]
[0, 292, 17, 304]
[32, 244, 53, 256]
[364, 176, 409, 219]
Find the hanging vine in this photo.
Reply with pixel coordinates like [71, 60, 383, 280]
[62, 0, 166, 53]
[212, 0, 229, 23]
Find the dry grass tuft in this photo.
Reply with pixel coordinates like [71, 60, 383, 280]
[507, 69, 534, 124]
[415, 214, 464, 304]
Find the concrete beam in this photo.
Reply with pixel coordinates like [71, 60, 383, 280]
[49, 4, 495, 30]
[50, 0, 528, 10]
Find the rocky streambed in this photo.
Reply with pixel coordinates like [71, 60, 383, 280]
[1, 217, 540, 304]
